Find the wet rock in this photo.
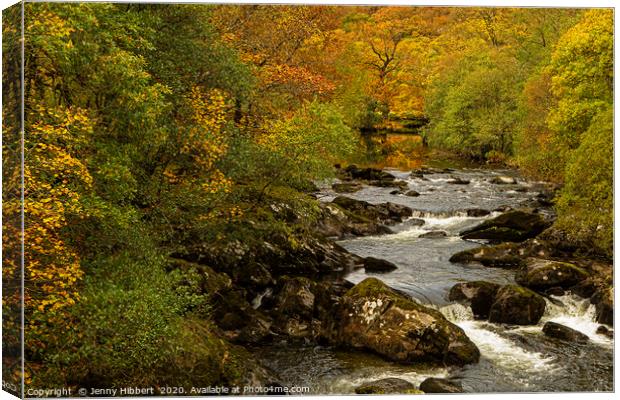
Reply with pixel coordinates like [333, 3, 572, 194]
[419, 378, 464, 393]
[344, 165, 396, 182]
[405, 190, 420, 197]
[332, 278, 480, 365]
[314, 202, 394, 239]
[591, 287, 613, 326]
[390, 189, 403, 195]
[488, 285, 546, 325]
[216, 289, 274, 344]
[448, 281, 500, 319]
[447, 177, 470, 185]
[275, 277, 316, 319]
[542, 322, 589, 343]
[545, 287, 565, 297]
[466, 208, 491, 217]
[332, 182, 363, 193]
[369, 179, 409, 189]
[419, 230, 447, 238]
[515, 258, 589, 291]
[354, 378, 418, 394]
[363, 257, 398, 273]
[332, 196, 413, 224]
[596, 325, 613, 339]
[449, 243, 524, 269]
[489, 176, 517, 185]
[460, 210, 551, 243]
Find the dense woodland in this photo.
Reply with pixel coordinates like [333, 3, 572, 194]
[1, 3, 613, 391]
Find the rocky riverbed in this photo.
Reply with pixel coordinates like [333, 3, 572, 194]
[171, 164, 613, 393]
[254, 165, 613, 393]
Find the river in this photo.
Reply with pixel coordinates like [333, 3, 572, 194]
[255, 167, 613, 393]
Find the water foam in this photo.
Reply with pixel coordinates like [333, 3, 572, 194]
[439, 303, 552, 371]
[542, 295, 612, 345]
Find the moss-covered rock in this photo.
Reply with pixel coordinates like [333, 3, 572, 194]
[354, 378, 417, 394]
[515, 258, 589, 290]
[332, 278, 480, 365]
[448, 281, 500, 319]
[460, 210, 551, 243]
[449, 243, 524, 269]
[488, 285, 546, 325]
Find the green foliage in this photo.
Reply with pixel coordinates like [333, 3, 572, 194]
[555, 107, 613, 256]
[235, 100, 356, 198]
[547, 9, 613, 149]
[425, 50, 521, 159]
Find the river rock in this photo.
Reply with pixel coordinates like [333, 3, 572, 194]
[419, 378, 464, 393]
[449, 243, 524, 269]
[466, 208, 491, 217]
[489, 176, 517, 185]
[354, 378, 419, 394]
[460, 210, 551, 243]
[515, 258, 589, 290]
[449, 281, 501, 319]
[419, 230, 447, 238]
[542, 322, 589, 343]
[316, 202, 394, 238]
[447, 177, 470, 185]
[390, 189, 403, 195]
[363, 257, 398, 273]
[405, 190, 420, 197]
[332, 182, 363, 193]
[488, 285, 546, 325]
[275, 276, 316, 319]
[369, 179, 409, 189]
[344, 165, 396, 182]
[332, 196, 413, 224]
[332, 278, 480, 365]
[591, 287, 613, 326]
[596, 325, 613, 339]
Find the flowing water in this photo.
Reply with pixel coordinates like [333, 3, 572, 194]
[256, 168, 613, 393]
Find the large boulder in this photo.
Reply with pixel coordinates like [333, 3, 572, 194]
[332, 278, 480, 365]
[363, 257, 398, 273]
[515, 258, 589, 290]
[419, 378, 464, 393]
[488, 285, 546, 325]
[460, 210, 551, 243]
[449, 243, 524, 269]
[542, 322, 589, 343]
[448, 281, 501, 319]
[354, 378, 418, 394]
